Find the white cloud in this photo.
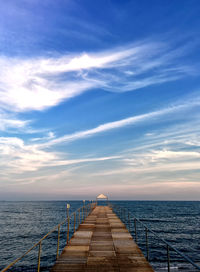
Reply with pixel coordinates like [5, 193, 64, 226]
[147, 149, 200, 160]
[0, 112, 29, 131]
[39, 98, 200, 147]
[39, 47, 143, 73]
[0, 136, 120, 175]
[89, 150, 200, 178]
[0, 137, 56, 172]
[0, 40, 194, 112]
[30, 131, 55, 142]
[84, 118, 200, 183]
[122, 148, 200, 170]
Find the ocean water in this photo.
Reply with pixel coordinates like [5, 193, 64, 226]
[0, 201, 200, 271]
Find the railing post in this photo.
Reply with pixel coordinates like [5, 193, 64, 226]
[67, 204, 70, 245]
[79, 208, 80, 226]
[74, 212, 76, 233]
[128, 211, 130, 232]
[56, 225, 60, 259]
[167, 244, 170, 272]
[145, 227, 149, 261]
[37, 242, 42, 272]
[82, 206, 84, 222]
[83, 200, 85, 220]
[134, 218, 138, 243]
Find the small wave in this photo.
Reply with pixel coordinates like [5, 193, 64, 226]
[157, 266, 179, 270]
[140, 218, 174, 223]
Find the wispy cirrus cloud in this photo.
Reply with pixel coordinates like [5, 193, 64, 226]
[0, 136, 119, 175]
[1, 89, 199, 185]
[79, 111, 200, 187]
[88, 147, 200, 182]
[30, 131, 55, 142]
[0, 39, 196, 113]
[0, 112, 29, 131]
[38, 97, 200, 147]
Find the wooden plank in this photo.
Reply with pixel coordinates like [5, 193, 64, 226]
[51, 206, 154, 272]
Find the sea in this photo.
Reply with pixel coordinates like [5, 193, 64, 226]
[0, 201, 200, 272]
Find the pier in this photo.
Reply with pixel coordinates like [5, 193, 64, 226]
[2, 199, 200, 272]
[51, 205, 154, 272]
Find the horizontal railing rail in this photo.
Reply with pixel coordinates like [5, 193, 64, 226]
[1, 201, 96, 272]
[110, 203, 200, 271]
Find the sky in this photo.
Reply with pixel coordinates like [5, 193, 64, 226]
[0, 0, 200, 200]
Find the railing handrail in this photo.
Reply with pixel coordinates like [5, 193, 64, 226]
[111, 203, 200, 271]
[134, 217, 200, 270]
[1, 202, 95, 272]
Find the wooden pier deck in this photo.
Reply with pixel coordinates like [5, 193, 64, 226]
[51, 206, 154, 272]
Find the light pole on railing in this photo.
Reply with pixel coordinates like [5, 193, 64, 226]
[66, 203, 70, 245]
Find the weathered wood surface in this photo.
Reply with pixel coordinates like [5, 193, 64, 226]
[51, 206, 154, 271]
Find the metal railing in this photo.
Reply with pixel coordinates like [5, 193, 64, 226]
[1, 202, 96, 272]
[110, 203, 200, 272]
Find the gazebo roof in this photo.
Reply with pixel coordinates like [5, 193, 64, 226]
[96, 194, 108, 199]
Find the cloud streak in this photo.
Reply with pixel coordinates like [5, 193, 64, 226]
[40, 98, 200, 147]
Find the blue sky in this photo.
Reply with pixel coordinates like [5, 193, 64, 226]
[0, 0, 200, 200]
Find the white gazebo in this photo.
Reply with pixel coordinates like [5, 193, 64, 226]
[96, 194, 108, 205]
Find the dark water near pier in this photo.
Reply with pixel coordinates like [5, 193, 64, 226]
[0, 201, 200, 271]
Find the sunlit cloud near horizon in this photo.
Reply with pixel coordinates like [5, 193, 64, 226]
[0, 0, 200, 200]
